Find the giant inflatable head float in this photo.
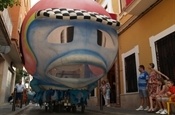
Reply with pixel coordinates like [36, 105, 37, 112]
[21, 0, 120, 89]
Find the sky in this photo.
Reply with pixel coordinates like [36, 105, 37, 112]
[31, 0, 40, 7]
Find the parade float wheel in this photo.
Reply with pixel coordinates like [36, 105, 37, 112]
[57, 104, 62, 112]
[81, 105, 85, 113]
[45, 105, 48, 112]
[48, 102, 53, 112]
[39, 103, 43, 109]
[66, 106, 71, 112]
[54, 103, 62, 112]
[55, 103, 64, 112]
[72, 105, 77, 112]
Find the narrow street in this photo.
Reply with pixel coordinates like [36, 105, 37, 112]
[0, 102, 158, 115]
[16, 104, 106, 115]
[0, 1, 174, 115]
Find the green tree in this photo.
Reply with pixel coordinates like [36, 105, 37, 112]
[0, 0, 20, 11]
[15, 69, 29, 83]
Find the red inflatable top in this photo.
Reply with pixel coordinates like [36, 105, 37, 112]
[21, 0, 115, 75]
[28, 0, 110, 17]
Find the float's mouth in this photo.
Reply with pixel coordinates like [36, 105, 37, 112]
[48, 64, 104, 78]
[46, 54, 106, 88]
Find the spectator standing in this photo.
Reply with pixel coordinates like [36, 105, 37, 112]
[100, 79, 111, 107]
[105, 79, 111, 107]
[100, 80, 107, 106]
[136, 65, 149, 111]
[15, 79, 25, 107]
[147, 63, 160, 112]
[23, 89, 28, 105]
[147, 63, 169, 112]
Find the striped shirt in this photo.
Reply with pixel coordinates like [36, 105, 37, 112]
[138, 71, 149, 90]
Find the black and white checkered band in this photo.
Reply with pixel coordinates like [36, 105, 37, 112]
[36, 8, 120, 28]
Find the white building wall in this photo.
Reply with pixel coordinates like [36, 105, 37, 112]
[0, 57, 15, 104]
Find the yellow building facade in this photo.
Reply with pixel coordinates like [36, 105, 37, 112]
[118, 0, 174, 109]
[94, 0, 175, 109]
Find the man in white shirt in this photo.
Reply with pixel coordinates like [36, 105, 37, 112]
[15, 80, 25, 107]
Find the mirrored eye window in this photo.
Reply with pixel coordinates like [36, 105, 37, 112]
[47, 26, 74, 44]
[97, 29, 114, 49]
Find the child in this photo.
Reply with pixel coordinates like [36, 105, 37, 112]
[156, 80, 175, 114]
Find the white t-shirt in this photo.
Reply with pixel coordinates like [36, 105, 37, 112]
[16, 83, 25, 93]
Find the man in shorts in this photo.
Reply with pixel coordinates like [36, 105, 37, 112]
[15, 80, 25, 107]
[136, 65, 149, 111]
